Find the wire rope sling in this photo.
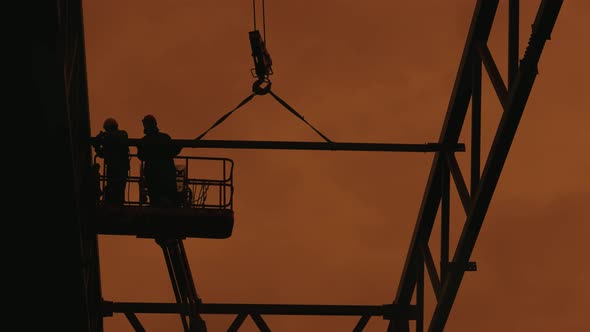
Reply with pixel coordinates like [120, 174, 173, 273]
[195, 0, 332, 143]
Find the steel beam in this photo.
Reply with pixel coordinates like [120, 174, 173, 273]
[446, 153, 471, 215]
[478, 43, 509, 110]
[90, 138, 465, 153]
[353, 316, 371, 332]
[124, 313, 146, 332]
[101, 302, 416, 319]
[250, 314, 271, 332]
[508, 0, 520, 88]
[416, 257, 425, 332]
[227, 314, 247, 332]
[393, 0, 499, 307]
[421, 244, 441, 299]
[428, 1, 563, 330]
[471, 52, 482, 195]
[440, 160, 450, 286]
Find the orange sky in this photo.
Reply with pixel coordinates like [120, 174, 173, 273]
[82, 1, 589, 331]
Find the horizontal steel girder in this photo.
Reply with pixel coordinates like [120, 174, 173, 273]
[101, 301, 417, 320]
[90, 138, 465, 153]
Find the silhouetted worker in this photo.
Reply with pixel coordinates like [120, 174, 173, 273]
[137, 114, 182, 207]
[92, 118, 130, 206]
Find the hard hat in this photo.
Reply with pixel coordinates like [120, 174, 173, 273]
[103, 118, 118, 131]
[142, 114, 157, 126]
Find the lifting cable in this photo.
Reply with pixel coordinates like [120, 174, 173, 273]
[195, 0, 332, 143]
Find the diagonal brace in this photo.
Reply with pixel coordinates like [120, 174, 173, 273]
[477, 43, 509, 111]
[445, 153, 472, 215]
[428, 1, 563, 330]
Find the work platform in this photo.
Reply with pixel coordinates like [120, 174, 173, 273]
[92, 155, 234, 239]
[94, 205, 234, 239]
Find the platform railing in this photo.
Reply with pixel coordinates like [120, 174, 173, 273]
[94, 154, 234, 210]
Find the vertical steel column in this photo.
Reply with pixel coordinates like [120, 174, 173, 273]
[427, 2, 563, 330]
[440, 159, 450, 284]
[508, 0, 520, 89]
[471, 53, 482, 195]
[416, 258, 424, 332]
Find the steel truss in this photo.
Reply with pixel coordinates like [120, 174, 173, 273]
[390, 1, 563, 331]
[95, 0, 563, 331]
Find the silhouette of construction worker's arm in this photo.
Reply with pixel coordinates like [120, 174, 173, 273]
[92, 131, 106, 158]
[169, 136, 183, 157]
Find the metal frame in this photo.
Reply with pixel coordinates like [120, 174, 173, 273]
[94, 154, 235, 209]
[101, 302, 417, 332]
[88, 0, 563, 331]
[391, 1, 563, 331]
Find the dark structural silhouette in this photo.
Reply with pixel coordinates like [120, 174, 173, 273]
[40, 0, 564, 331]
[92, 118, 130, 206]
[137, 114, 183, 208]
